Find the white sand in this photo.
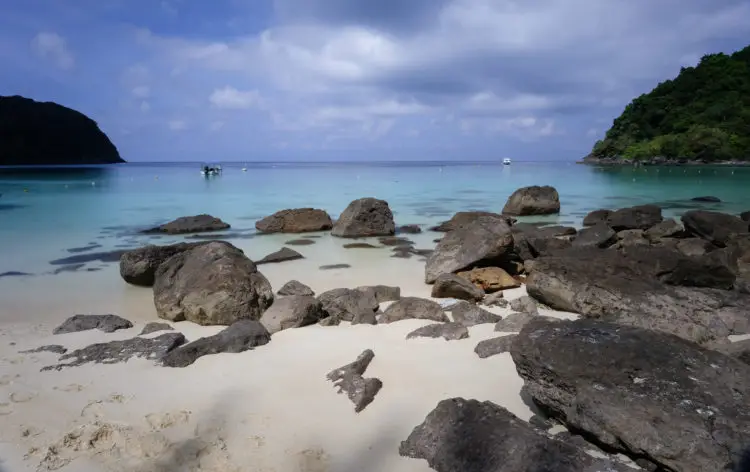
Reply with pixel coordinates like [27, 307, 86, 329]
[0, 237, 579, 472]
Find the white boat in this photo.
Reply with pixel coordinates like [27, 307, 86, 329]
[503, 158, 512, 165]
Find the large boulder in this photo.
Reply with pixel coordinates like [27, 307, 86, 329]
[430, 211, 510, 232]
[582, 209, 611, 226]
[120, 242, 222, 287]
[511, 318, 750, 472]
[425, 216, 514, 283]
[682, 210, 748, 247]
[142, 214, 230, 235]
[259, 295, 326, 334]
[431, 273, 484, 301]
[399, 397, 631, 472]
[255, 208, 333, 234]
[317, 288, 379, 323]
[153, 242, 274, 326]
[524, 248, 750, 344]
[606, 204, 662, 231]
[380, 297, 449, 323]
[501, 185, 560, 216]
[331, 198, 395, 237]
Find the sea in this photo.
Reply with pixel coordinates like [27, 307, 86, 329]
[1, 160, 749, 277]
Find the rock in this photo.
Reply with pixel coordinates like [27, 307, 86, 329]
[513, 224, 576, 238]
[331, 198, 395, 237]
[606, 204, 663, 231]
[318, 316, 341, 327]
[710, 339, 750, 365]
[449, 301, 502, 327]
[660, 247, 738, 290]
[319, 263, 351, 270]
[355, 285, 400, 303]
[501, 186, 560, 216]
[259, 295, 326, 334]
[284, 239, 316, 246]
[254, 208, 333, 233]
[255, 247, 304, 265]
[142, 214, 230, 235]
[399, 397, 631, 472]
[425, 216, 514, 283]
[494, 312, 545, 332]
[139, 322, 173, 335]
[351, 310, 377, 325]
[480, 291, 508, 308]
[49, 249, 128, 266]
[582, 209, 612, 226]
[317, 288, 379, 323]
[397, 224, 422, 234]
[343, 242, 379, 249]
[326, 349, 382, 413]
[20, 344, 67, 355]
[682, 210, 748, 247]
[676, 237, 716, 257]
[474, 335, 517, 358]
[644, 218, 686, 241]
[162, 320, 270, 368]
[572, 222, 616, 248]
[431, 273, 485, 301]
[511, 318, 750, 472]
[42, 333, 186, 371]
[153, 242, 274, 326]
[509, 296, 538, 314]
[277, 280, 315, 296]
[692, 195, 721, 202]
[0, 95, 123, 166]
[119, 242, 219, 287]
[741, 211, 750, 222]
[456, 267, 519, 292]
[612, 228, 649, 248]
[53, 314, 133, 335]
[525, 248, 749, 344]
[378, 236, 413, 246]
[380, 297, 449, 324]
[406, 322, 469, 341]
[430, 211, 510, 232]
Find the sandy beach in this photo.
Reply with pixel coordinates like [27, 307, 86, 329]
[0, 232, 580, 472]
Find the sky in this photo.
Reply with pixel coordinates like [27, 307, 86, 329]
[1, 0, 749, 162]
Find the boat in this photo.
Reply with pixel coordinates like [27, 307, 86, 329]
[200, 164, 222, 176]
[503, 158, 512, 165]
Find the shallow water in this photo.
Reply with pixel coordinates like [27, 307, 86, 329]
[0, 161, 748, 276]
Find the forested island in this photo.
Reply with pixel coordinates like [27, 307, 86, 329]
[583, 44, 750, 165]
[0, 95, 124, 166]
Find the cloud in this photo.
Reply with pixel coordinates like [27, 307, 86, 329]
[132, 85, 150, 98]
[30, 32, 74, 70]
[168, 119, 186, 131]
[208, 86, 262, 109]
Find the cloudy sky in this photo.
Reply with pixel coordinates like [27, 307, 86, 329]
[2, 0, 749, 162]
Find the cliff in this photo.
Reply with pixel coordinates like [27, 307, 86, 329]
[0, 95, 124, 166]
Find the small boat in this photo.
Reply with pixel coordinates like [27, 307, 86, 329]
[241, 163, 247, 172]
[503, 158, 512, 165]
[200, 164, 222, 176]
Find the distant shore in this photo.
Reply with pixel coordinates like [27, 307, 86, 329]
[577, 156, 750, 167]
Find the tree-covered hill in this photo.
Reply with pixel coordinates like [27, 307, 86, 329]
[587, 44, 750, 163]
[0, 95, 124, 166]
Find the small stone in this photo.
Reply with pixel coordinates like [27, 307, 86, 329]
[474, 335, 517, 358]
[319, 264, 351, 270]
[53, 314, 133, 335]
[509, 296, 538, 314]
[277, 280, 315, 297]
[140, 322, 173, 335]
[326, 349, 382, 413]
[255, 247, 304, 265]
[406, 322, 469, 341]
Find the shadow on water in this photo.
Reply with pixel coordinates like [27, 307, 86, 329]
[0, 166, 114, 179]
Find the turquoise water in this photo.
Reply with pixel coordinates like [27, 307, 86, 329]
[1, 161, 749, 275]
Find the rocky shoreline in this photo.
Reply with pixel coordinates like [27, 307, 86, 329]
[578, 155, 750, 166]
[5, 187, 750, 472]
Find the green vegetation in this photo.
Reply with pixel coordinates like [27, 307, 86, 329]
[591, 44, 750, 162]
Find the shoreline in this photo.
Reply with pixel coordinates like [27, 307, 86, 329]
[576, 156, 750, 167]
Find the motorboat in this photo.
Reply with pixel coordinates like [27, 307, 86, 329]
[200, 164, 222, 176]
[503, 158, 512, 165]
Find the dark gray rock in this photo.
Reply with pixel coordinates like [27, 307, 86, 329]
[162, 320, 270, 368]
[612, 229, 649, 248]
[431, 273, 485, 302]
[710, 339, 750, 365]
[331, 198, 395, 238]
[474, 335, 517, 358]
[425, 216, 514, 283]
[399, 397, 631, 472]
[326, 349, 382, 413]
[692, 196, 721, 202]
[343, 242, 379, 249]
[259, 295, 325, 334]
[682, 210, 748, 247]
[480, 292, 508, 308]
[644, 218, 686, 241]
[511, 318, 750, 472]
[582, 209, 612, 226]
[67, 243, 102, 253]
[154, 242, 274, 326]
[380, 297, 449, 324]
[20, 344, 67, 355]
[675, 237, 717, 257]
[572, 222, 616, 248]
[139, 322, 173, 335]
[53, 314, 133, 335]
[377, 236, 414, 247]
[355, 285, 400, 303]
[494, 312, 549, 332]
[284, 239, 316, 246]
[502, 186, 560, 216]
[317, 288, 379, 323]
[606, 204, 663, 231]
[449, 301, 502, 327]
[406, 322, 469, 341]
[397, 224, 422, 234]
[319, 263, 351, 270]
[351, 310, 377, 325]
[509, 296, 538, 314]
[741, 211, 750, 222]
[43, 333, 186, 371]
[142, 214, 230, 235]
[119, 242, 220, 287]
[0, 271, 32, 278]
[430, 211, 510, 232]
[49, 249, 128, 266]
[277, 280, 315, 296]
[255, 247, 304, 265]
[255, 208, 333, 233]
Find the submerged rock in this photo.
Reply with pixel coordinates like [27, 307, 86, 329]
[255, 247, 304, 265]
[53, 314, 133, 335]
[326, 349, 382, 413]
